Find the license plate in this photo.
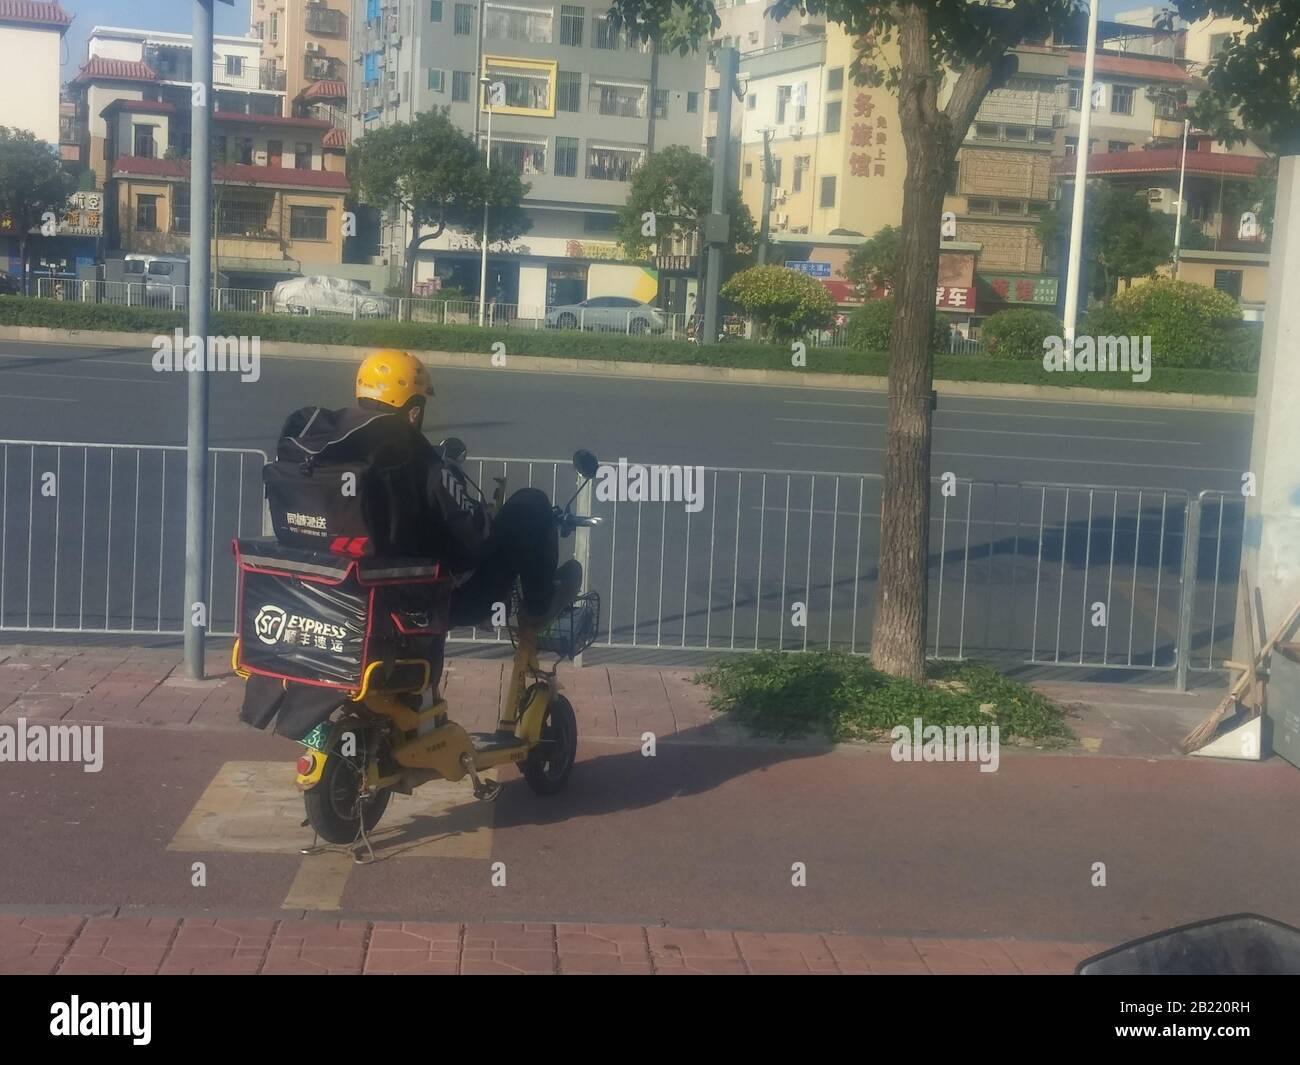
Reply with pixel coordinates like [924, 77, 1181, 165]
[300, 723, 328, 751]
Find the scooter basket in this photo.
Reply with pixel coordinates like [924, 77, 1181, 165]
[535, 592, 601, 659]
[233, 538, 452, 693]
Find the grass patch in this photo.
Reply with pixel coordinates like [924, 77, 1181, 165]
[695, 651, 1075, 747]
[0, 296, 1255, 397]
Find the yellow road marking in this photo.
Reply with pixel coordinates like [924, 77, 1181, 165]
[282, 851, 355, 911]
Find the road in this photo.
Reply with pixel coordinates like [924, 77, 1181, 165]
[0, 339, 1251, 664]
[0, 724, 1296, 942]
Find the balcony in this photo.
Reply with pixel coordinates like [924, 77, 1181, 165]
[304, 54, 346, 82]
[306, 5, 346, 36]
[261, 60, 286, 92]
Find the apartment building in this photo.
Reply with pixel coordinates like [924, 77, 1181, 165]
[0, 0, 71, 145]
[103, 104, 349, 282]
[350, 0, 708, 311]
[70, 26, 288, 188]
[251, 0, 350, 127]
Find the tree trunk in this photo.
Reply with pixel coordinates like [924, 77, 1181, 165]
[402, 210, 445, 297]
[870, 4, 992, 682]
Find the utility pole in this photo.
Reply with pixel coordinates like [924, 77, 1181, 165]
[1062, 0, 1098, 348]
[757, 127, 774, 265]
[185, 0, 222, 680]
[702, 45, 737, 346]
[1172, 117, 1190, 278]
[478, 77, 499, 327]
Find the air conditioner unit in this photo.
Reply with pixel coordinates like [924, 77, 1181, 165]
[1147, 187, 1165, 204]
[772, 188, 787, 202]
[790, 125, 803, 138]
[306, 42, 322, 54]
[775, 212, 788, 227]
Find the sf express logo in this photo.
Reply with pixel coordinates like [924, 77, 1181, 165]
[253, 604, 348, 645]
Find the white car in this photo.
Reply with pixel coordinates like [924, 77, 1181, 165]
[272, 275, 387, 318]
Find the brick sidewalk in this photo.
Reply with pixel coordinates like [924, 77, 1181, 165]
[0, 914, 1098, 975]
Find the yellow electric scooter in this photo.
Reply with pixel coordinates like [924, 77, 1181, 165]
[238, 449, 602, 860]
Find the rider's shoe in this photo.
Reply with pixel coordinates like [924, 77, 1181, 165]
[520, 559, 582, 630]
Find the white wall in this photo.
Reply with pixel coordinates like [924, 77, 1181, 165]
[0, 25, 61, 144]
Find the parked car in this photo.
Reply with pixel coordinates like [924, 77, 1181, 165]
[122, 255, 189, 308]
[0, 270, 23, 296]
[546, 296, 667, 334]
[272, 275, 387, 318]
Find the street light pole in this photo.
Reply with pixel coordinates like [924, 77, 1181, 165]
[1062, 0, 1099, 349]
[758, 128, 774, 265]
[184, 0, 215, 680]
[1172, 116, 1190, 278]
[478, 76, 493, 328]
[702, 45, 738, 346]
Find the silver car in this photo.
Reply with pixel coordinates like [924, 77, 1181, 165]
[546, 296, 666, 334]
[272, 275, 388, 318]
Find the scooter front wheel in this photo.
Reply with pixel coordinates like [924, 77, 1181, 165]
[521, 695, 578, 796]
[304, 748, 391, 844]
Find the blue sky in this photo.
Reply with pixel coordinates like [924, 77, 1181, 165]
[61, 0, 253, 78]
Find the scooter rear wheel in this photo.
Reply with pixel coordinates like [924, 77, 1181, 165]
[521, 695, 578, 796]
[304, 747, 391, 845]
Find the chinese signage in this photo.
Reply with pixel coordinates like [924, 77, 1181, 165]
[1, 192, 104, 238]
[870, 283, 976, 312]
[984, 275, 1058, 305]
[849, 93, 889, 180]
[785, 260, 831, 277]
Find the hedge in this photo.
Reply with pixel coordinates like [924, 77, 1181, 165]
[0, 295, 1256, 396]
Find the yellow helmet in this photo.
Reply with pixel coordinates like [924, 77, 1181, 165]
[355, 349, 434, 410]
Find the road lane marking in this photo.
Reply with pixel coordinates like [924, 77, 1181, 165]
[0, 368, 169, 386]
[0, 393, 77, 402]
[773, 417, 1201, 446]
[282, 851, 354, 912]
[782, 400, 1172, 426]
[771, 440, 1241, 475]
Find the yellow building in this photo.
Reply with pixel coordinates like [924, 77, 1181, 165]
[251, 0, 350, 112]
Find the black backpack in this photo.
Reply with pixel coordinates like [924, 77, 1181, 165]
[264, 406, 426, 558]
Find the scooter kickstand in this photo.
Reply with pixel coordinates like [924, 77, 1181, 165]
[460, 753, 503, 802]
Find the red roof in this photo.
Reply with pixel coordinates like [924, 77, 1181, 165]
[1067, 50, 1194, 83]
[100, 99, 177, 119]
[73, 57, 159, 84]
[300, 80, 347, 101]
[322, 127, 348, 148]
[112, 155, 350, 191]
[213, 110, 332, 130]
[0, 1, 71, 29]
[1055, 146, 1265, 178]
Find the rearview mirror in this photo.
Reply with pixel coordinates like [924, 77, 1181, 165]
[1077, 914, 1300, 975]
[440, 437, 467, 464]
[573, 449, 599, 479]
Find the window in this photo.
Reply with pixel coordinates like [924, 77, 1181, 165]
[827, 67, 843, 92]
[135, 194, 158, 232]
[557, 71, 581, 111]
[1067, 80, 1081, 110]
[1111, 84, 1134, 115]
[270, 12, 279, 42]
[706, 136, 715, 160]
[218, 195, 273, 237]
[594, 16, 619, 49]
[454, 3, 473, 34]
[560, 5, 583, 46]
[363, 51, 379, 85]
[485, 4, 553, 43]
[236, 137, 253, 165]
[591, 80, 647, 118]
[171, 187, 190, 233]
[686, 91, 698, 113]
[452, 70, 471, 101]
[1063, 136, 1078, 156]
[488, 69, 552, 110]
[225, 55, 244, 79]
[366, 0, 379, 19]
[584, 212, 616, 234]
[430, 0, 443, 20]
[1209, 32, 1232, 58]
[1004, 125, 1027, 141]
[1108, 140, 1131, 153]
[997, 199, 1022, 215]
[213, 135, 227, 163]
[1033, 128, 1056, 143]
[777, 85, 790, 122]
[1213, 269, 1243, 299]
[290, 205, 329, 241]
[132, 124, 156, 158]
[491, 139, 547, 175]
[770, 156, 781, 186]
[746, 94, 756, 111]
[819, 175, 836, 208]
[709, 88, 718, 113]
[294, 142, 312, 169]
[748, 31, 758, 45]
[975, 122, 998, 139]
[428, 69, 446, 92]
[555, 135, 578, 177]
[653, 89, 668, 119]
[744, 161, 752, 178]
[967, 197, 993, 213]
[266, 139, 283, 166]
[587, 144, 642, 181]
[793, 155, 809, 193]
[1155, 94, 1179, 119]
[825, 100, 841, 133]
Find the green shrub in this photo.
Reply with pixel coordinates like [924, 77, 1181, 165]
[720, 265, 836, 343]
[980, 308, 1063, 361]
[846, 297, 950, 355]
[1108, 278, 1245, 369]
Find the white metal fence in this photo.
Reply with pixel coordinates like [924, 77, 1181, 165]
[0, 442, 1243, 684]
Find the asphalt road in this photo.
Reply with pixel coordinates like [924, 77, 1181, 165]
[0, 340, 1250, 664]
[1, 725, 1297, 941]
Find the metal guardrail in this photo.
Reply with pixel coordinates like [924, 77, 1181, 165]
[0, 443, 1245, 684]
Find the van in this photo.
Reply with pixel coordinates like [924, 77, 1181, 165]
[121, 255, 190, 308]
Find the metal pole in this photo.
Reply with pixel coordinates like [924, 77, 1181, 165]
[184, 0, 214, 680]
[1172, 117, 1189, 279]
[1175, 494, 1201, 692]
[1062, 0, 1099, 348]
[758, 128, 773, 265]
[703, 45, 738, 346]
[478, 81, 492, 328]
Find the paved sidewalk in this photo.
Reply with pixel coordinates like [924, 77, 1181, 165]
[0, 913, 1098, 975]
[0, 644, 1224, 756]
